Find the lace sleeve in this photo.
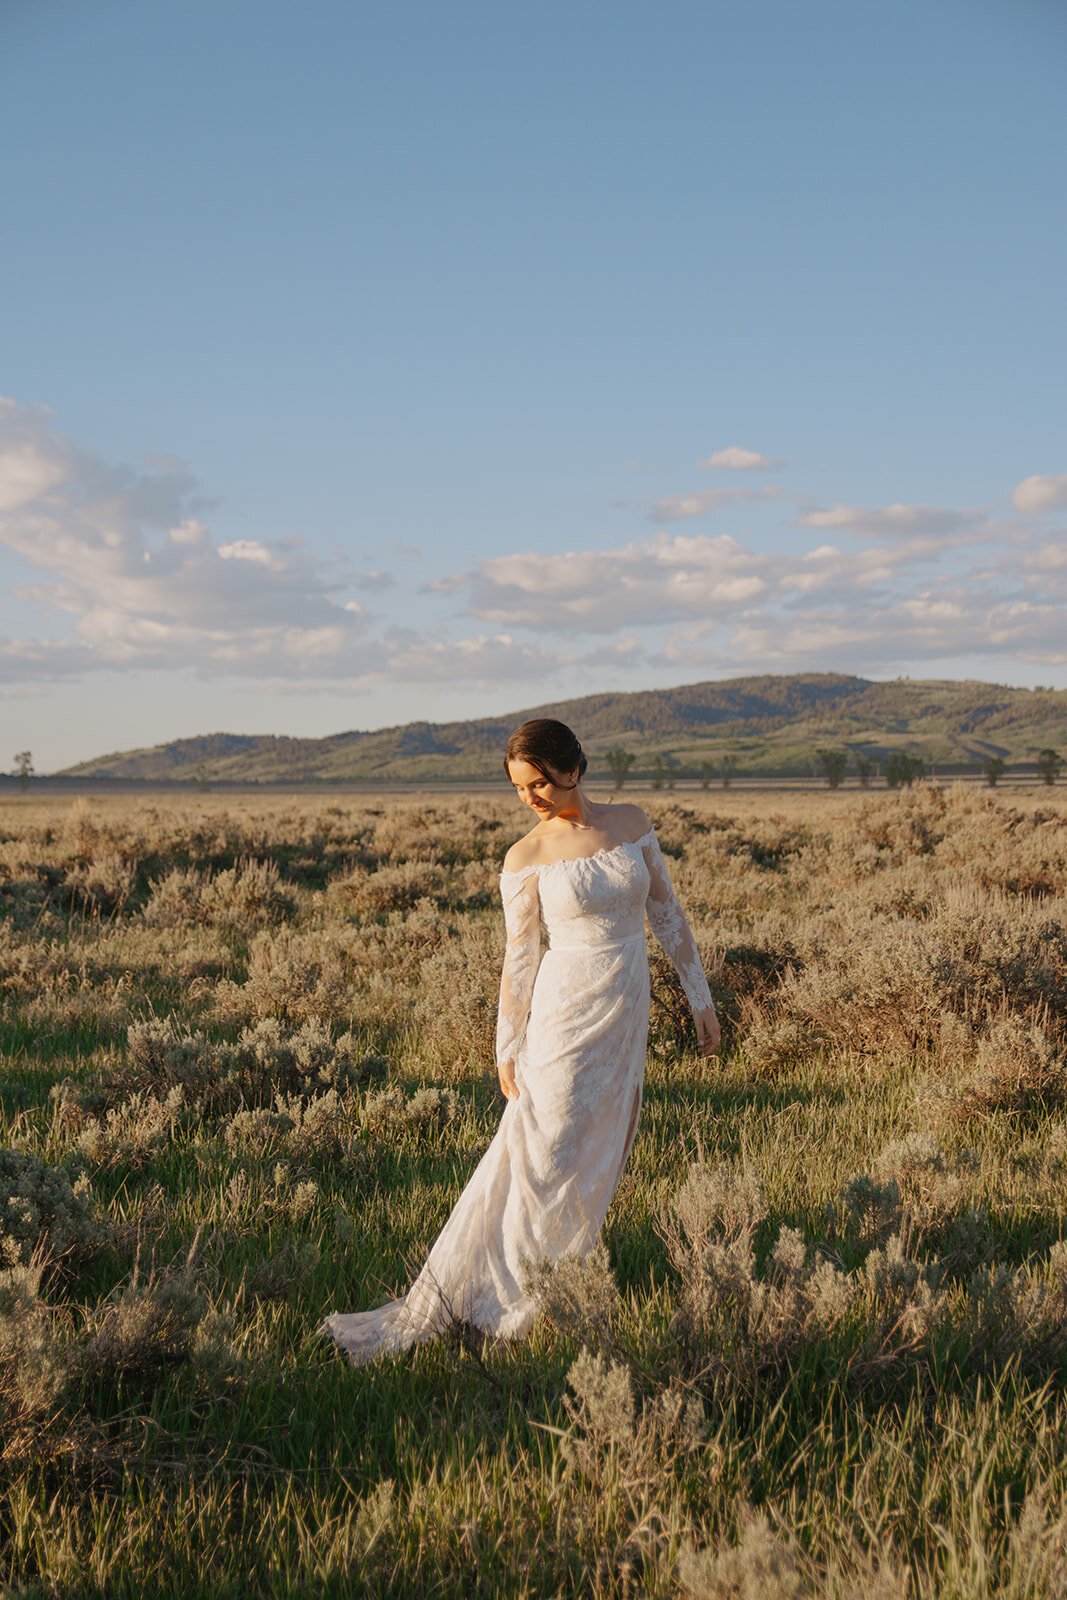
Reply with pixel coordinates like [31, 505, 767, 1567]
[495, 867, 542, 1069]
[642, 828, 714, 1013]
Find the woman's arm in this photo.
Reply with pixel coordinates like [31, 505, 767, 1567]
[495, 867, 542, 1099]
[641, 829, 720, 1056]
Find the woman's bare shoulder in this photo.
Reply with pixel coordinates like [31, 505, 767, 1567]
[607, 802, 652, 841]
[502, 826, 547, 873]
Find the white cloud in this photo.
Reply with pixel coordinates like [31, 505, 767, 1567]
[433, 507, 1067, 680]
[380, 631, 567, 685]
[1012, 474, 1067, 515]
[3, 397, 1065, 707]
[425, 570, 471, 593]
[0, 443, 70, 512]
[454, 526, 975, 634]
[0, 398, 80, 515]
[649, 486, 780, 522]
[776, 537, 945, 596]
[218, 540, 284, 570]
[701, 446, 782, 471]
[0, 399, 373, 683]
[658, 553, 1067, 674]
[463, 533, 772, 632]
[169, 519, 209, 546]
[0, 632, 95, 678]
[797, 502, 984, 539]
[1023, 542, 1067, 575]
[854, 598, 1060, 665]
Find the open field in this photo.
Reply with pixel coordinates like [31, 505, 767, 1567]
[3, 783, 1067, 1597]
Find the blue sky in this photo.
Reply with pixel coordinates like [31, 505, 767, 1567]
[2, 0, 1065, 770]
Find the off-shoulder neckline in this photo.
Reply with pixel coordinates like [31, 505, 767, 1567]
[499, 825, 656, 881]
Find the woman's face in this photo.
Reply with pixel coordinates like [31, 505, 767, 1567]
[507, 758, 578, 821]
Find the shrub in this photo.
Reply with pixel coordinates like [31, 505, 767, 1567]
[77, 1087, 186, 1171]
[226, 1016, 384, 1103]
[959, 1017, 1065, 1119]
[21, 966, 137, 1038]
[80, 1270, 207, 1384]
[660, 1162, 857, 1383]
[840, 1133, 990, 1267]
[2, 1243, 237, 1460]
[244, 1234, 322, 1302]
[0, 867, 53, 930]
[141, 866, 207, 927]
[225, 1088, 367, 1173]
[360, 1084, 459, 1140]
[742, 1015, 822, 1075]
[59, 852, 137, 918]
[0, 1264, 70, 1438]
[676, 1511, 808, 1600]
[653, 1153, 1067, 1393]
[143, 857, 295, 929]
[411, 930, 502, 1073]
[57, 1016, 385, 1130]
[562, 1345, 705, 1495]
[773, 885, 1067, 1056]
[214, 928, 352, 1025]
[525, 1242, 623, 1350]
[331, 860, 446, 915]
[0, 1148, 101, 1273]
[957, 1241, 1067, 1374]
[675, 1509, 912, 1600]
[78, 1240, 240, 1391]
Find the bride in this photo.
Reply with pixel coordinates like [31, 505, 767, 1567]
[322, 718, 719, 1363]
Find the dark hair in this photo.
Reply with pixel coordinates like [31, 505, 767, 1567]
[503, 719, 587, 786]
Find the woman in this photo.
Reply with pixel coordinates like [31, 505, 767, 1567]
[323, 719, 719, 1364]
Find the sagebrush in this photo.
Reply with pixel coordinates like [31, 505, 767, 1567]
[1, 781, 1066, 1597]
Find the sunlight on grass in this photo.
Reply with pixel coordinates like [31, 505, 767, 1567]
[1, 783, 1066, 1596]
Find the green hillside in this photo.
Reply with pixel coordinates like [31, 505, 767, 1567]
[60, 673, 1067, 783]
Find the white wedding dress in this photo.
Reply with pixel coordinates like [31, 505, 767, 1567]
[323, 826, 712, 1364]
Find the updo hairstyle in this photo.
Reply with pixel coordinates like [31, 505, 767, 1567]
[504, 719, 587, 788]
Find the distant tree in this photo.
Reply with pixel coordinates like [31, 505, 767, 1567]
[885, 752, 925, 789]
[817, 749, 848, 789]
[650, 753, 674, 791]
[13, 751, 33, 792]
[720, 753, 738, 789]
[604, 748, 635, 791]
[698, 760, 716, 791]
[1036, 748, 1063, 786]
[983, 755, 1007, 787]
[854, 755, 874, 789]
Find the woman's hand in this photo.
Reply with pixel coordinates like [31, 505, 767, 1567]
[497, 1059, 520, 1101]
[694, 1005, 720, 1058]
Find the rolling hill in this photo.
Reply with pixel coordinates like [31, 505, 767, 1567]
[58, 673, 1067, 784]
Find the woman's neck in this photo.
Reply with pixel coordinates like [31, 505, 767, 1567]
[549, 786, 596, 830]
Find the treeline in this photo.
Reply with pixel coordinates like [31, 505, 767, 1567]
[602, 746, 1066, 790]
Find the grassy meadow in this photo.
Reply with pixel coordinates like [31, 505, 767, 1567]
[2, 781, 1067, 1598]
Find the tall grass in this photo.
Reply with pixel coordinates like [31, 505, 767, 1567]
[1, 783, 1066, 1597]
